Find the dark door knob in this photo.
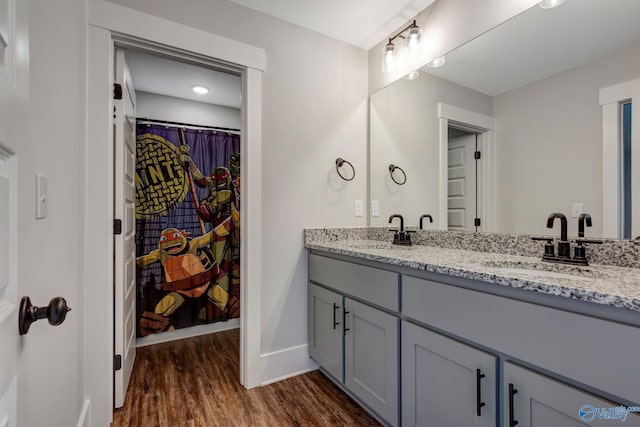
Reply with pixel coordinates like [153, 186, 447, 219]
[19, 296, 71, 335]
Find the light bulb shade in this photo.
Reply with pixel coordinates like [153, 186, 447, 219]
[382, 43, 397, 73]
[405, 26, 423, 57]
[539, 0, 566, 8]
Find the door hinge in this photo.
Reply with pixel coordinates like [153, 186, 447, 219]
[474, 151, 481, 160]
[114, 354, 122, 371]
[113, 83, 123, 100]
[475, 218, 481, 227]
[114, 219, 122, 235]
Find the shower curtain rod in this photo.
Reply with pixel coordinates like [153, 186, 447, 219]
[136, 117, 241, 133]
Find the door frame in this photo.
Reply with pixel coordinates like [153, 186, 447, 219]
[86, 1, 265, 425]
[438, 103, 495, 232]
[599, 77, 640, 239]
[446, 133, 478, 232]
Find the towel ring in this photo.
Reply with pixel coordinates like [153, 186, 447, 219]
[388, 164, 407, 185]
[336, 158, 355, 181]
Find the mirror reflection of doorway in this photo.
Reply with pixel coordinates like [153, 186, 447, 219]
[621, 101, 632, 239]
[447, 126, 478, 231]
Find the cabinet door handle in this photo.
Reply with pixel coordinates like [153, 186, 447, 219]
[343, 309, 350, 335]
[332, 303, 340, 329]
[476, 369, 486, 416]
[508, 383, 519, 427]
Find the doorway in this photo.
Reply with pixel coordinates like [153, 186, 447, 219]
[447, 127, 478, 232]
[113, 46, 244, 408]
[437, 102, 495, 233]
[600, 77, 640, 239]
[86, 12, 265, 424]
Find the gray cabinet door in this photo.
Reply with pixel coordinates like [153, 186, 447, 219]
[308, 283, 343, 381]
[402, 321, 497, 427]
[345, 298, 399, 426]
[504, 362, 640, 427]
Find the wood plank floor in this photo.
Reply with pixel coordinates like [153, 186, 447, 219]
[112, 329, 382, 427]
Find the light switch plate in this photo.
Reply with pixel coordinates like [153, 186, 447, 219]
[571, 202, 583, 218]
[371, 200, 380, 217]
[36, 173, 47, 219]
[355, 200, 364, 217]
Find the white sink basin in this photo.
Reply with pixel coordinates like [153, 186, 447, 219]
[481, 260, 603, 280]
[489, 267, 584, 280]
[348, 243, 412, 250]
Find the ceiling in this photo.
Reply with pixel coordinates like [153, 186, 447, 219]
[125, 50, 242, 109]
[421, 0, 640, 96]
[124, 0, 439, 105]
[227, 0, 436, 50]
[123, 0, 640, 102]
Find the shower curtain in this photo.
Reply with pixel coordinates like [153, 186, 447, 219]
[135, 123, 240, 337]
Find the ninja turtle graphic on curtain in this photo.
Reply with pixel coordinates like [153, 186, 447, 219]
[134, 124, 240, 336]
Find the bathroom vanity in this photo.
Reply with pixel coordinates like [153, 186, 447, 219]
[306, 231, 640, 427]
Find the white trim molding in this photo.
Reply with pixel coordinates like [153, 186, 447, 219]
[260, 344, 318, 386]
[599, 78, 640, 238]
[437, 103, 496, 232]
[136, 320, 240, 348]
[86, 3, 265, 425]
[240, 66, 263, 389]
[75, 399, 91, 427]
[88, 0, 265, 71]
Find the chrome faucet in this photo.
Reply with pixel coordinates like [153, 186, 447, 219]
[389, 214, 414, 246]
[419, 214, 433, 230]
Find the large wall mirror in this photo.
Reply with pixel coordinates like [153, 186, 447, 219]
[369, 0, 640, 239]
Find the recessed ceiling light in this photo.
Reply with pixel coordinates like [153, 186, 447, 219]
[426, 56, 446, 68]
[539, 0, 567, 9]
[192, 85, 209, 94]
[405, 70, 420, 80]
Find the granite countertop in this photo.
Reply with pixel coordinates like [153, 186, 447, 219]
[305, 239, 640, 313]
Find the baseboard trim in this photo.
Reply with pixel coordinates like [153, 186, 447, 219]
[76, 399, 90, 427]
[260, 344, 318, 386]
[136, 319, 240, 348]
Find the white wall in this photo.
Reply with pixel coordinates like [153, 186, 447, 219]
[368, 0, 540, 93]
[135, 91, 241, 129]
[370, 72, 492, 228]
[493, 43, 640, 237]
[21, 0, 86, 425]
[107, 0, 368, 378]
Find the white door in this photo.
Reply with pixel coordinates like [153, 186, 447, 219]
[0, 141, 18, 427]
[0, 0, 27, 424]
[114, 48, 137, 408]
[448, 134, 477, 231]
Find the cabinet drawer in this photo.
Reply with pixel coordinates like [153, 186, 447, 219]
[403, 275, 640, 404]
[309, 254, 399, 312]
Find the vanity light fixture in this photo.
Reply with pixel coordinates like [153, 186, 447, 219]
[405, 25, 423, 57]
[539, 0, 567, 9]
[426, 56, 446, 68]
[192, 85, 209, 94]
[382, 43, 397, 73]
[405, 70, 420, 80]
[382, 20, 423, 73]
